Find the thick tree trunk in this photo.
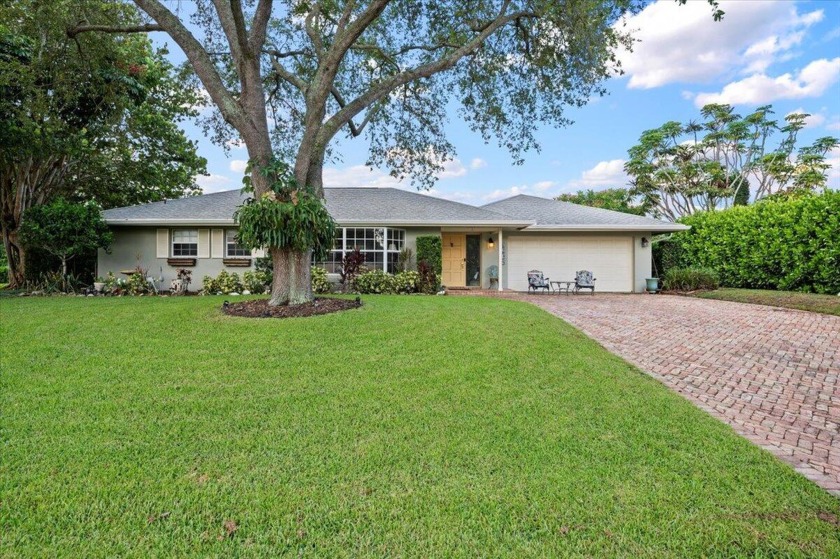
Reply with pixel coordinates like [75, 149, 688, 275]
[266, 152, 325, 306]
[269, 247, 312, 306]
[1, 225, 26, 288]
[0, 155, 68, 288]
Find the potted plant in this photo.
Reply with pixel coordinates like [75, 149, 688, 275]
[93, 276, 106, 293]
[645, 277, 659, 293]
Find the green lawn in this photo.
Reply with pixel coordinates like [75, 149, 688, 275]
[696, 287, 840, 316]
[1, 295, 838, 558]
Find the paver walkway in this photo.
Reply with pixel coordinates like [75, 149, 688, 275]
[516, 293, 840, 496]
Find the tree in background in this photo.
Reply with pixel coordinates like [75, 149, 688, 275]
[624, 103, 839, 221]
[19, 199, 113, 280]
[71, 0, 722, 305]
[0, 0, 205, 288]
[556, 188, 651, 216]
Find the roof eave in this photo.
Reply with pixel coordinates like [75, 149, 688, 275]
[522, 224, 690, 232]
[105, 218, 534, 228]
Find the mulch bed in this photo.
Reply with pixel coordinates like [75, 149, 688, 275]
[222, 297, 360, 319]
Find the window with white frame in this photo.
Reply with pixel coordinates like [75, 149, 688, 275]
[172, 229, 198, 256]
[225, 229, 251, 257]
[314, 227, 406, 273]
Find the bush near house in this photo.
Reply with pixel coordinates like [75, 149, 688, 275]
[353, 270, 423, 295]
[657, 191, 840, 294]
[311, 266, 331, 294]
[416, 235, 442, 275]
[662, 267, 719, 292]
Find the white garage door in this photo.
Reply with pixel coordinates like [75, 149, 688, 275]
[507, 235, 633, 292]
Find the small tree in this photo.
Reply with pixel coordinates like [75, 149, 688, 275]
[19, 199, 113, 279]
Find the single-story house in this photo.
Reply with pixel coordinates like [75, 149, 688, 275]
[99, 187, 687, 292]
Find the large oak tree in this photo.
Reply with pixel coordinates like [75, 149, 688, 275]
[75, 0, 721, 304]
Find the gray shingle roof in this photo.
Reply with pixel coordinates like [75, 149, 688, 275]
[102, 188, 687, 231]
[102, 187, 530, 227]
[482, 195, 688, 231]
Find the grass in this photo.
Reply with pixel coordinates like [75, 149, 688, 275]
[1, 295, 839, 558]
[695, 287, 840, 316]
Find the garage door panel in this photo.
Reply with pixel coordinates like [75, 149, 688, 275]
[507, 235, 632, 292]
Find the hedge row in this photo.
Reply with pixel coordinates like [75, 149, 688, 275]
[657, 192, 839, 294]
[416, 235, 442, 275]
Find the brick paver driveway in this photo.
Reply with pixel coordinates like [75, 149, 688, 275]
[518, 293, 840, 495]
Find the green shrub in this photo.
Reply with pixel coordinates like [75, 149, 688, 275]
[311, 266, 331, 294]
[416, 235, 442, 275]
[254, 256, 273, 284]
[202, 270, 243, 294]
[662, 267, 720, 291]
[416, 260, 439, 294]
[353, 269, 396, 294]
[218, 271, 242, 294]
[126, 272, 151, 295]
[243, 271, 267, 294]
[671, 191, 840, 294]
[652, 236, 684, 278]
[202, 274, 218, 294]
[393, 270, 420, 294]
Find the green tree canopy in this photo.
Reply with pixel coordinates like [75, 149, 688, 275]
[0, 0, 206, 287]
[19, 199, 113, 278]
[624, 103, 839, 221]
[556, 188, 651, 216]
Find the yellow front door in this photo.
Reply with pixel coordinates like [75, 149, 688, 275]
[441, 233, 466, 287]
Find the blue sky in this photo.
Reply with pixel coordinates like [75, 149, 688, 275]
[156, 0, 840, 204]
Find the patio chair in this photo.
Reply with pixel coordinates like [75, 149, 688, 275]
[527, 270, 550, 293]
[574, 270, 596, 295]
[487, 265, 499, 289]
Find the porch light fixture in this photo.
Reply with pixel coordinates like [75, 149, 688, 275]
[488, 237, 495, 248]
[641, 237, 649, 247]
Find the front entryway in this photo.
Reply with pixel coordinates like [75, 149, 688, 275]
[441, 233, 465, 287]
[442, 233, 482, 287]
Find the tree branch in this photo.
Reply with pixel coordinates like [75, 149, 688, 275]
[133, 0, 246, 129]
[249, 0, 273, 55]
[268, 56, 307, 91]
[67, 23, 163, 38]
[321, 5, 533, 144]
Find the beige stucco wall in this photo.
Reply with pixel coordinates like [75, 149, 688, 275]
[99, 226, 654, 293]
[499, 231, 653, 293]
[99, 226, 444, 291]
[97, 226, 256, 291]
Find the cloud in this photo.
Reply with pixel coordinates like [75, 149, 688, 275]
[482, 185, 531, 202]
[229, 159, 248, 173]
[568, 159, 628, 188]
[225, 138, 246, 150]
[323, 156, 469, 189]
[439, 158, 467, 179]
[826, 116, 840, 131]
[616, 1, 823, 89]
[323, 165, 405, 189]
[693, 58, 840, 107]
[470, 158, 487, 170]
[786, 108, 826, 129]
[194, 174, 234, 193]
[480, 180, 560, 202]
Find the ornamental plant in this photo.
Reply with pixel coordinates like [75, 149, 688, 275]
[234, 158, 335, 305]
[311, 266, 331, 294]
